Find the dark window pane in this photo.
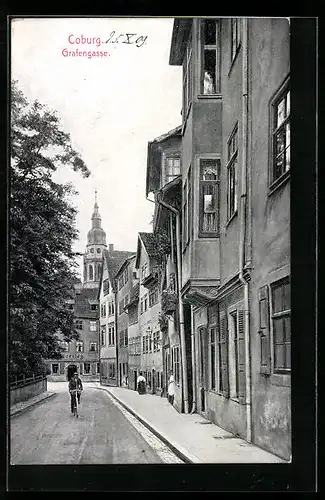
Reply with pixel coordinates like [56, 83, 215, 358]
[211, 344, 216, 389]
[203, 50, 216, 94]
[285, 343, 291, 369]
[274, 344, 285, 370]
[284, 315, 291, 342]
[204, 20, 216, 45]
[272, 284, 283, 313]
[283, 281, 290, 310]
[276, 97, 286, 127]
[259, 298, 267, 328]
[273, 317, 284, 344]
[275, 127, 286, 156]
[200, 159, 218, 180]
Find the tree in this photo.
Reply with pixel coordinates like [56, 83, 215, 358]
[10, 80, 91, 377]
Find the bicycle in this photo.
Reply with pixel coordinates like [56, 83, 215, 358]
[70, 389, 79, 418]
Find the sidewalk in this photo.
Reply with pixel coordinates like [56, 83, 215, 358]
[10, 391, 57, 416]
[98, 384, 286, 464]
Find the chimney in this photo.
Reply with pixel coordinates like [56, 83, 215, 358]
[109, 244, 114, 253]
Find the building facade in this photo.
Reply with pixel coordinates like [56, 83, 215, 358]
[98, 246, 135, 386]
[164, 17, 291, 460]
[135, 233, 164, 395]
[116, 255, 137, 387]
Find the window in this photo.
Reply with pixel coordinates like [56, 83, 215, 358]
[76, 341, 83, 353]
[201, 19, 220, 94]
[84, 362, 91, 374]
[153, 331, 160, 352]
[118, 274, 124, 291]
[271, 84, 290, 185]
[97, 362, 100, 373]
[230, 18, 241, 65]
[90, 321, 97, 332]
[227, 127, 238, 220]
[108, 301, 115, 316]
[90, 248, 94, 253]
[149, 287, 158, 307]
[97, 248, 101, 253]
[142, 336, 146, 354]
[89, 264, 94, 280]
[89, 341, 97, 352]
[165, 155, 181, 184]
[91, 304, 98, 311]
[182, 178, 188, 247]
[271, 278, 291, 372]
[230, 312, 239, 398]
[218, 313, 229, 396]
[209, 327, 216, 390]
[144, 294, 148, 312]
[199, 159, 220, 237]
[141, 263, 148, 280]
[108, 325, 115, 345]
[124, 267, 129, 283]
[76, 319, 83, 330]
[182, 30, 193, 120]
[109, 362, 116, 379]
[101, 325, 106, 346]
[182, 167, 192, 248]
[173, 346, 180, 384]
[52, 363, 59, 374]
[60, 341, 69, 352]
[103, 279, 109, 296]
[119, 299, 124, 315]
[101, 304, 106, 317]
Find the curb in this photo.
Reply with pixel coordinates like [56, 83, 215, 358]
[96, 386, 198, 464]
[10, 392, 57, 417]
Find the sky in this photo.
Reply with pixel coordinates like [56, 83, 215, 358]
[11, 17, 182, 278]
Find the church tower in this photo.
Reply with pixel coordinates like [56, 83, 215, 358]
[83, 190, 107, 289]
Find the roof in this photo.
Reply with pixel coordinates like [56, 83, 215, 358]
[146, 125, 182, 197]
[135, 232, 160, 269]
[97, 249, 136, 297]
[74, 287, 99, 319]
[169, 18, 193, 66]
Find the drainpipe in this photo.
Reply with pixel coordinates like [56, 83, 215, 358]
[190, 305, 196, 414]
[156, 197, 189, 414]
[238, 17, 252, 443]
[114, 288, 119, 387]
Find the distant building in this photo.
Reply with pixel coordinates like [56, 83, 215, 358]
[98, 246, 135, 386]
[135, 232, 164, 395]
[115, 255, 137, 387]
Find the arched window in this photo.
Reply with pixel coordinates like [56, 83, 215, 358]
[98, 264, 102, 280]
[83, 265, 87, 281]
[89, 264, 94, 280]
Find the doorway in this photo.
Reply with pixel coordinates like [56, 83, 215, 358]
[134, 370, 137, 391]
[199, 327, 208, 414]
[67, 364, 78, 381]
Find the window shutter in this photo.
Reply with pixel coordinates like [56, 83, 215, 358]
[259, 285, 271, 374]
[219, 312, 229, 397]
[92, 363, 96, 375]
[60, 362, 65, 375]
[237, 308, 246, 404]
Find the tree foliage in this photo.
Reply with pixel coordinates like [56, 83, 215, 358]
[10, 80, 91, 377]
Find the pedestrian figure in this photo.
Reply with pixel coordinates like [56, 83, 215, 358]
[137, 372, 146, 395]
[167, 371, 175, 406]
[69, 372, 83, 414]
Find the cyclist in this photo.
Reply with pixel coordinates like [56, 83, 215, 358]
[69, 372, 83, 414]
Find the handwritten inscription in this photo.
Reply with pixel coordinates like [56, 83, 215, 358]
[105, 32, 147, 47]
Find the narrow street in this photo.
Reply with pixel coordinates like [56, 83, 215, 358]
[10, 385, 168, 465]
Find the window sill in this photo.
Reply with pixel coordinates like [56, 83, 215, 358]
[228, 44, 241, 78]
[197, 94, 222, 100]
[270, 372, 291, 387]
[268, 170, 290, 196]
[225, 210, 238, 229]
